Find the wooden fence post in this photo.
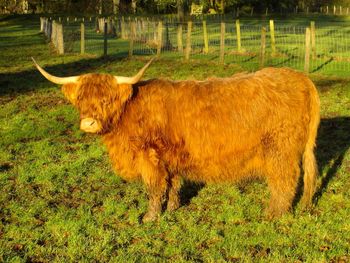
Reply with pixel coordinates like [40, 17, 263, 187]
[47, 19, 52, 39]
[81, 22, 85, 54]
[100, 18, 106, 33]
[220, 22, 225, 64]
[104, 21, 108, 56]
[121, 16, 126, 39]
[260, 27, 266, 68]
[310, 21, 316, 59]
[304, 27, 311, 73]
[51, 20, 56, 44]
[153, 20, 157, 43]
[185, 21, 192, 61]
[236, 19, 241, 52]
[157, 21, 163, 57]
[135, 18, 139, 39]
[146, 18, 150, 41]
[42, 18, 46, 35]
[56, 23, 64, 55]
[269, 19, 276, 56]
[129, 21, 135, 57]
[40, 17, 44, 32]
[202, 20, 209, 54]
[139, 18, 145, 41]
[177, 23, 183, 53]
[47, 18, 50, 37]
[43, 18, 47, 36]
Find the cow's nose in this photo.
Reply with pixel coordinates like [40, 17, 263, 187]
[80, 118, 101, 133]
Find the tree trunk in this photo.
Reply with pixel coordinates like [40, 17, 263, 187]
[131, 0, 136, 13]
[99, 0, 102, 14]
[177, 0, 184, 20]
[113, 0, 120, 14]
[41, 0, 44, 13]
[220, 0, 224, 14]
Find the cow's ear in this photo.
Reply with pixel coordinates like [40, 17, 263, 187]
[118, 84, 133, 103]
[62, 83, 79, 105]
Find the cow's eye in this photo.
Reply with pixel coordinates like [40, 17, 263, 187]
[91, 112, 98, 119]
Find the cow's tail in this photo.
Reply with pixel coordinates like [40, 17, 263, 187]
[301, 82, 320, 208]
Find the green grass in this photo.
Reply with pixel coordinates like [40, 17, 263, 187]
[1, 15, 350, 262]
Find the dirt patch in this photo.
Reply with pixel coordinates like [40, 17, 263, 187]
[31, 93, 69, 109]
[0, 162, 14, 172]
[0, 95, 16, 105]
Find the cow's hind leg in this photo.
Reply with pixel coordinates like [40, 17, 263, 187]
[139, 149, 168, 223]
[266, 156, 300, 218]
[167, 175, 181, 212]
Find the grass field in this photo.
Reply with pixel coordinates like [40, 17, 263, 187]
[1, 15, 350, 262]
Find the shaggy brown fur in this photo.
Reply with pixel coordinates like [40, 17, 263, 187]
[60, 67, 320, 222]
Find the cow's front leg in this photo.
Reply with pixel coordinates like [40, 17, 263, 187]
[139, 149, 167, 223]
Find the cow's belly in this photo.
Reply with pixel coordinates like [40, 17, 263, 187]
[169, 145, 265, 184]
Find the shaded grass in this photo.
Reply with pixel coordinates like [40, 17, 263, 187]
[1, 15, 350, 262]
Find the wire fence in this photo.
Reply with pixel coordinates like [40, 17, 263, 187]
[40, 16, 350, 76]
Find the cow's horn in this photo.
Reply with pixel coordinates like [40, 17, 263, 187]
[114, 57, 155, 85]
[32, 57, 79, 85]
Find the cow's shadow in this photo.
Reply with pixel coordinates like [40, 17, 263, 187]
[313, 116, 350, 202]
[179, 181, 205, 207]
[179, 117, 350, 207]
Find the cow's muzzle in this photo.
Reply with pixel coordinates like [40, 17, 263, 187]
[80, 118, 101, 133]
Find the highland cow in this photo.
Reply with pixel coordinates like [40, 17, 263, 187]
[32, 58, 320, 222]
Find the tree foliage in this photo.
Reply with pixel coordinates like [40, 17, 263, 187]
[0, 0, 348, 14]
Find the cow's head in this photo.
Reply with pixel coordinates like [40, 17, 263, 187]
[32, 58, 154, 134]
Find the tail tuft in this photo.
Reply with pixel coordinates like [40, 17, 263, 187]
[301, 80, 320, 208]
[302, 147, 318, 208]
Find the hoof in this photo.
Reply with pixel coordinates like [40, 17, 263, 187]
[265, 206, 287, 220]
[142, 211, 159, 223]
[166, 200, 180, 212]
